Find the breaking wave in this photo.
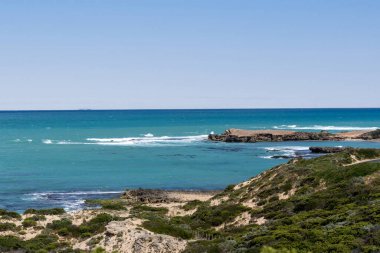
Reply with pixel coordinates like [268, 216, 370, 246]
[22, 191, 123, 211]
[273, 125, 378, 131]
[13, 138, 33, 143]
[86, 135, 208, 146]
[42, 134, 208, 146]
[260, 146, 312, 159]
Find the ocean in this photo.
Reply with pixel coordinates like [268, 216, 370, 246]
[1, 108, 380, 212]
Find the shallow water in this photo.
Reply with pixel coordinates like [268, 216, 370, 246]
[1, 109, 380, 211]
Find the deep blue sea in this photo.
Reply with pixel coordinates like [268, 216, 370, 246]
[1, 109, 380, 212]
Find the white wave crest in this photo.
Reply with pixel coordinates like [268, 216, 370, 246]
[24, 190, 123, 200]
[13, 138, 33, 143]
[259, 156, 274, 159]
[143, 133, 154, 137]
[22, 190, 123, 211]
[86, 135, 208, 146]
[41, 135, 208, 146]
[273, 125, 378, 131]
[85, 135, 209, 145]
[264, 146, 310, 152]
[260, 146, 311, 160]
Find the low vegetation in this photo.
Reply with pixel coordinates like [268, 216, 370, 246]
[0, 209, 21, 220]
[85, 199, 128, 210]
[0, 234, 75, 253]
[24, 208, 66, 215]
[181, 200, 203, 211]
[47, 213, 121, 238]
[182, 149, 380, 252]
[0, 148, 379, 252]
[0, 222, 17, 232]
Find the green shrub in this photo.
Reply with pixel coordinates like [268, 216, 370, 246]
[131, 205, 168, 219]
[355, 148, 380, 159]
[47, 213, 117, 238]
[190, 204, 250, 228]
[24, 208, 65, 215]
[0, 234, 66, 252]
[143, 217, 193, 239]
[0, 222, 17, 232]
[260, 246, 298, 253]
[22, 218, 37, 228]
[91, 247, 106, 253]
[225, 184, 236, 191]
[0, 236, 23, 251]
[85, 199, 127, 210]
[0, 209, 21, 219]
[182, 200, 203, 211]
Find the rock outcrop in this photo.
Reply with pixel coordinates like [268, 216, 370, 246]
[208, 128, 380, 143]
[122, 189, 173, 203]
[309, 146, 351, 153]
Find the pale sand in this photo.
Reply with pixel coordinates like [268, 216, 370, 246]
[335, 130, 373, 139]
[166, 191, 215, 202]
[227, 128, 296, 137]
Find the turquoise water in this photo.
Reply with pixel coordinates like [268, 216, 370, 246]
[1, 109, 380, 212]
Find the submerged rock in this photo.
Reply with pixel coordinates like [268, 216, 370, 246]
[122, 189, 172, 203]
[309, 146, 351, 153]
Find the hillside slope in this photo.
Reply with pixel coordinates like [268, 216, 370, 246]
[182, 148, 380, 252]
[1, 149, 380, 253]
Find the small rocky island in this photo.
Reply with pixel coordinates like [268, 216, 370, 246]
[208, 128, 380, 143]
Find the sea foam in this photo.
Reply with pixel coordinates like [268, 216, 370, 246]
[86, 135, 208, 146]
[260, 146, 311, 159]
[41, 135, 208, 146]
[23, 191, 123, 211]
[273, 125, 378, 131]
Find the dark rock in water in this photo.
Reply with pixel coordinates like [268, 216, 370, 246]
[271, 155, 295, 159]
[122, 189, 172, 203]
[309, 146, 350, 153]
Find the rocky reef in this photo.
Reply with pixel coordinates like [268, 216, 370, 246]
[208, 128, 380, 143]
[309, 146, 350, 153]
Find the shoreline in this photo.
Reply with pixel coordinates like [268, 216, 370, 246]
[209, 128, 380, 143]
[1, 148, 380, 252]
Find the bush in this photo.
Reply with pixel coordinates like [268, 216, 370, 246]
[131, 205, 168, 219]
[24, 208, 65, 215]
[191, 204, 250, 228]
[0, 209, 21, 219]
[85, 199, 127, 210]
[182, 200, 203, 211]
[0, 234, 66, 252]
[225, 184, 236, 191]
[30, 215, 46, 221]
[143, 217, 193, 239]
[0, 236, 23, 251]
[0, 222, 17, 232]
[22, 218, 37, 228]
[47, 213, 117, 238]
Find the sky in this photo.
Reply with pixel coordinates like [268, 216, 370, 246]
[0, 0, 379, 110]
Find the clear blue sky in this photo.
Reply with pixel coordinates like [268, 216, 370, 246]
[0, 0, 379, 110]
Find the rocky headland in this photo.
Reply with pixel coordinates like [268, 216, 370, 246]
[208, 128, 380, 143]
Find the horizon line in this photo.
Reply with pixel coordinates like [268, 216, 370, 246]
[0, 107, 380, 112]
